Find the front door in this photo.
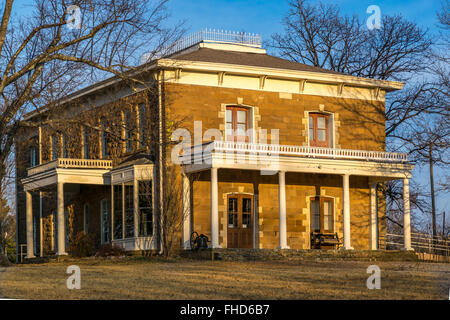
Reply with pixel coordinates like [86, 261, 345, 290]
[227, 195, 253, 248]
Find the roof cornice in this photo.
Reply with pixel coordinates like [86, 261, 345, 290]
[157, 58, 404, 91]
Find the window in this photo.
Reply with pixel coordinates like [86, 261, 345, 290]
[124, 184, 134, 238]
[309, 113, 330, 148]
[51, 135, 58, 160]
[83, 204, 90, 233]
[30, 147, 38, 167]
[101, 119, 110, 159]
[138, 104, 147, 148]
[138, 180, 152, 237]
[113, 185, 123, 239]
[100, 199, 110, 243]
[226, 106, 250, 142]
[83, 127, 90, 159]
[310, 196, 334, 233]
[62, 134, 68, 158]
[33, 216, 37, 256]
[123, 110, 132, 153]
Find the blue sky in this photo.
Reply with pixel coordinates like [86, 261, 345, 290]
[166, 0, 443, 41]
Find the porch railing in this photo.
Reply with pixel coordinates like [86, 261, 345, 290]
[380, 232, 450, 256]
[182, 141, 408, 163]
[27, 158, 113, 176]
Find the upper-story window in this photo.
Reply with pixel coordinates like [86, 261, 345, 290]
[226, 106, 250, 142]
[83, 127, 90, 159]
[62, 134, 68, 158]
[101, 119, 110, 159]
[51, 135, 58, 160]
[123, 110, 132, 153]
[138, 104, 147, 148]
[309, 113, 330, 148]
[30, 146, 38, 167]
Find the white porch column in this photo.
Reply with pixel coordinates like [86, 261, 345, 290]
[210, 168, 220, 248]
[342, 174, 354, 250]
[278, 171, 289, 249]
[403, 178, 413, 251]
[39, 192, 43, 257]
[26, 191, 35, 259]
[369, 182, 378, 250]
[57, 182, 67, 255]
[182, 173, 191, 249]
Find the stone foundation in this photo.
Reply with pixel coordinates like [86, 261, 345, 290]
[181, 248, 419, 262]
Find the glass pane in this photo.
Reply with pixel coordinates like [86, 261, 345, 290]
[311, 199, 320, 231]
[318, 129, 326, 141]
[324, 200, 333, 231]
[226, 123, 233, 134]
[309, 116, 313, 129]
[226, 109, 232, 122]
[242, 214, 251, 228]
[242, 198, 251, 213]
[237, 110, 247, 123]
[317, 117, 326, 129]
[236, 124, 246, 136]
[114, 185, 123, 239]
[139, 181, 152, 237]
[125, 185, 134, 238]
[228, 198, 238, 228]
[309, 128, 314, 141]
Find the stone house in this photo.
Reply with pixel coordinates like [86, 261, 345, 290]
[15, 31, 414, 259]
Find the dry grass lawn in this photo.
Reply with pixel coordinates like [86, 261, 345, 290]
[0, 257, 448, 300]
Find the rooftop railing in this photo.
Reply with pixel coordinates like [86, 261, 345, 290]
[143, 29, 262, 62]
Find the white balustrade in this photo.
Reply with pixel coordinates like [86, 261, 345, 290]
[182, 141, 408, 163]
[27, 158, 113, 176]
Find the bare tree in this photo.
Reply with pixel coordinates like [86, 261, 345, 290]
[0, 0, 183, 193]
[269, 0, 449, 233]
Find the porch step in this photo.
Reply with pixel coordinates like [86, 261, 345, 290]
[181, 249, 419, 262]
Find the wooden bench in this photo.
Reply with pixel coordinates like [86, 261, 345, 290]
[310, 232, 340, 249]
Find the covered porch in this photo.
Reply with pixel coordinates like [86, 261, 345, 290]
[180, 141, 415, 251]
[21, 157, 157, 258]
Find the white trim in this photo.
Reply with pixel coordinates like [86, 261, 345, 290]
[158, 59, 404, 91]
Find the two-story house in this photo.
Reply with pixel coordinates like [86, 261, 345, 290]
[15, 30, 414, 259]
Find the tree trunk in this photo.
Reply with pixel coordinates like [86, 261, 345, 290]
[429, 143, 437, 249]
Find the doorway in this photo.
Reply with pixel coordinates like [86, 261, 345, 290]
[227, 194, 253, 248]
